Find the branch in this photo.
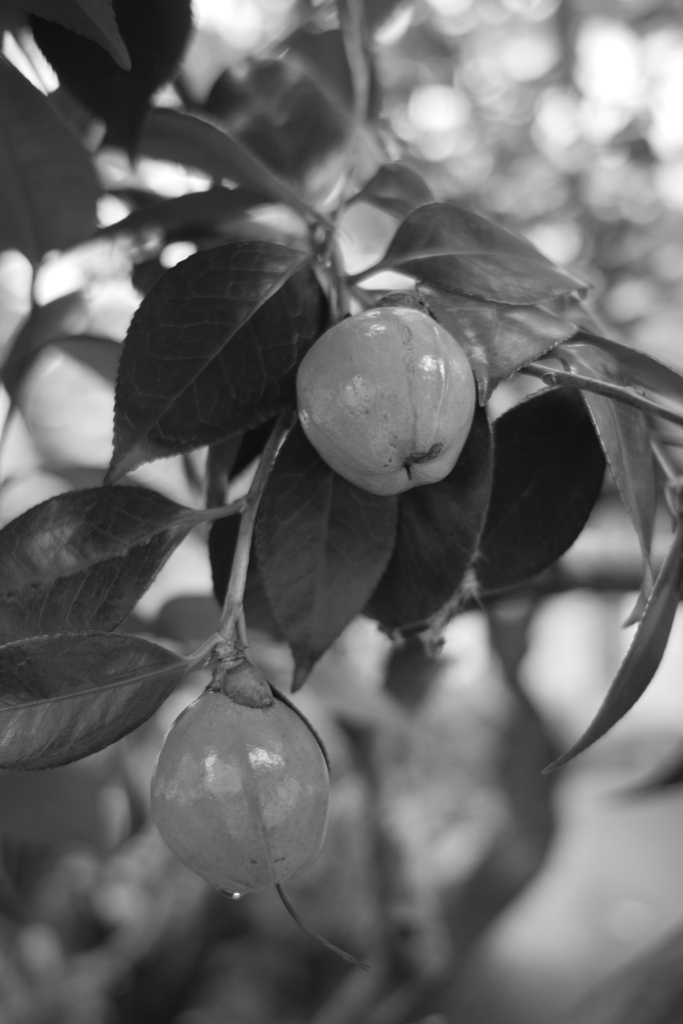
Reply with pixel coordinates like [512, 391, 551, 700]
[521, 362, 683, 430]
[218, 410, 292, 642]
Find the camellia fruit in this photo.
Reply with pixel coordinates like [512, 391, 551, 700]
[296, 304, 476, 496]
[151, 661, 330, 896]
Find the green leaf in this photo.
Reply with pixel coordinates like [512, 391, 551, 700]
[422, 286, 577, 403]
[14, 0, 130, 68]
[109, 242, 327, 479]
[561, 340, 656, 597]
[31, 0, 192, 152]
[139, 109, 318, 224]
[0, 631, 186, 769]
[357, 202, 586, 304]
[0, 57, 100, 263]
[477, 388, 606, 594]
[349, 164, 435, 219]
[256, 424, 398, 685]
[0, 485, 218, 643]
[366, 406, 492, 631]
[546, 518, 683, 772]
[99, 185, 268, 239]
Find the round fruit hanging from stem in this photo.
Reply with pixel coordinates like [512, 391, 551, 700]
[296, 302, 477, 496]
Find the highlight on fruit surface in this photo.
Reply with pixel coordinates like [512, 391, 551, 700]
[151, 661, 330, 896]
[296, 303, 476, 496]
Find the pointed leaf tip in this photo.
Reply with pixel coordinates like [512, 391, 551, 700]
[544, 519, 683, 773]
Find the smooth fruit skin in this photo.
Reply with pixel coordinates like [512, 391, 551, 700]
[151, 689, 330, 895]
[296, 306, 477, 496]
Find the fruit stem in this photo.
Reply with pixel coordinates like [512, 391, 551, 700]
[276, 884, 369, 969]
[218, 410, 292, 643]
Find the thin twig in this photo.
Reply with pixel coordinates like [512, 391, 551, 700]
[338, 0, 372, 169]
[521, 362, 683, 430]
[218, 410, 292, 641]
[326, 241, 351, 321]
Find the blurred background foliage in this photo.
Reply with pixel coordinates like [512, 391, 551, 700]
[2, 0, 683, 1021]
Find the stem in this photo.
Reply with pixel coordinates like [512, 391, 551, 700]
[218, 410, 292, 641]
[276, 885, 368, 969]
[326, 241, 350, 322]
[521, 362, 683, 430]
[338, 0, 371, 198]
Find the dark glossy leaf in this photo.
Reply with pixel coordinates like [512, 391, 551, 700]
[350, 164, 435, 219]
[0, 58, 99, 263]
[99, 185, 268, 239]
[366, 406, 492, 631]
[561, 341, 656, 594]
[208, 516, 283, 639]
[477, 388, 606, 594]
[547, 519, 683, 772]
[205, 60, 349, 186]
[422, 287, 576, 403]
[109, 242, 327, 479]
[56, 335, 120, 384]
[562, 924, 683, 1024]
[256, 424, 398, 682]
[0, 485, 215, 643]
[139, 109, 317, 223]
[0, 631, 185, 769]
[31, 0, 192, 152]
[1, 292, 86, 398]
[17, 0, 130, 68]
[359, 203, 586, 304]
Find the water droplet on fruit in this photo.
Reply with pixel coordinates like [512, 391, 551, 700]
[217, 887, 242, 900]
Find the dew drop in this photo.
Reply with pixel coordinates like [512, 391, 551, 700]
[216, 886, 242, 900]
